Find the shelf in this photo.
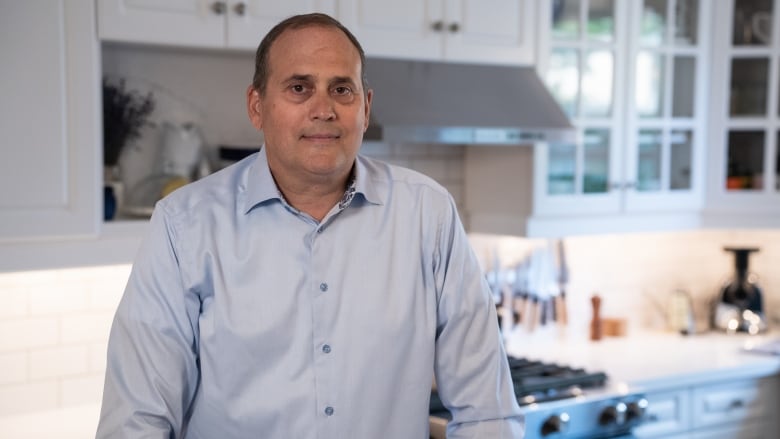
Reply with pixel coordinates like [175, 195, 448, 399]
[0, 220, 148, 273]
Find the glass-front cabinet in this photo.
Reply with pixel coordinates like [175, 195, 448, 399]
[708, 0, 780, 217]
[531, 0, 710, 233]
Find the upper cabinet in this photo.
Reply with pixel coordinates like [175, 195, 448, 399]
[706, 0, 780, 225]
[98, 0, 536, 64]
[337, 0, 536, 65]
[0, 2, 101, 242]
[529, 0, 711, 236]
[97, 0, 337, 50]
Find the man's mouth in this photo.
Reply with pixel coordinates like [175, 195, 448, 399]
[302, 133, 340, 140]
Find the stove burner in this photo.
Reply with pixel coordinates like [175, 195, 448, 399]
[507, 357, 607, 405]
[429, 356, 608, 415]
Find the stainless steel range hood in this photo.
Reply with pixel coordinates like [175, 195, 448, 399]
[364, 58, 575, 145]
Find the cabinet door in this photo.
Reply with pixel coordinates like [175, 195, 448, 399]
[337, 0, 444, 61]
[532, 0, 626, 219]
[0, 2, 100, 241]
[226, 0, 337, 50]
[633, 388, 691, 438]
[691, 377, 773, 430]
[97, 0, 225, 48]
[623, 0, 710, 213]
[706, 0, 780, 223]
[443, 0, 535, 65]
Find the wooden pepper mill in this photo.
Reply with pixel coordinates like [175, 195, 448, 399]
[590, 294, 602, 341]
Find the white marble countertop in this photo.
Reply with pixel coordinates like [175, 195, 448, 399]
[504, 329, 780, 392]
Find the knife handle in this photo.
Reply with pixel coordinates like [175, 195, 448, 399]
[527, 297, 539, 332]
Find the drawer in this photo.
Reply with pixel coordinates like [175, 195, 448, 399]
[633, 388, 690, 438]
[691, 377, 774, 429]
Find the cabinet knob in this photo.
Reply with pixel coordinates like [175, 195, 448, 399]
[211, 1, 227, 15]
[233, 2, 246, 16]
[448, 22, 460, 33]
[431, 20, 444, 32]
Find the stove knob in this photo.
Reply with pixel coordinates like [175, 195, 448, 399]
[599, 402, 627, 426]
[626, 398, 649, 423]
[540, 412, 570, 436]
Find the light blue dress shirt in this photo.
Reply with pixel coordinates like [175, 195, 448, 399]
[97, 146, 523, 438]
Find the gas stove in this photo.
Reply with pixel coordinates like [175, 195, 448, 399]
[429, 356, 648, 439]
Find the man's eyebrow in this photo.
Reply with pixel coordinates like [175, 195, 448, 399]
[330, 76, 357, 84]
[284, 74, 314, 83]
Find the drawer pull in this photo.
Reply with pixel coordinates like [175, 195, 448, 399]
[728, 399, 745, 410]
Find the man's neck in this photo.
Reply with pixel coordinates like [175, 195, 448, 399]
[271, 168, 353, 222]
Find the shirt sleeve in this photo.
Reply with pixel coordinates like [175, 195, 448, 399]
[96, 203, 201, 438]
[432, 197, 524, 438]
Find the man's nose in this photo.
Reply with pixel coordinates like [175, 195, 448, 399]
[309, 91, 336, 121]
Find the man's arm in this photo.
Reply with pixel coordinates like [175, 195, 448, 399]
[432, 197, 524, 439]
[96, 205, 201, 438]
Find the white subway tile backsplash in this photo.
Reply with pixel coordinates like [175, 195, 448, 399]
[29, 346, 89, 380]
[0, 318, 59, 352]
[0, 352, 27, 385]
[89, 341, 108, 373]
[29, 285, 89, 316]
[0, 381, 58, 416]
[60, 313, 115, 344]
[61, 374, 105, 407]
[0, 289, 28, 318]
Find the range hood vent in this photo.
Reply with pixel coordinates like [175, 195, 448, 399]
[364, 58, 575, 145]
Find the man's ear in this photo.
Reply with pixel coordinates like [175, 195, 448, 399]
[363, 88, 373, 132]
[246, 85, 263, 130]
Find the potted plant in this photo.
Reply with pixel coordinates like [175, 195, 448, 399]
[102, 78, 155, 219]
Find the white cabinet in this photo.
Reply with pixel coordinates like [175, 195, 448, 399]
[633, 388, 690, 438]
[691, 377, 777, 438]
[0, 2, 101, 242]
[528, 0, 711, 237]
[704, 0, 780, 228]
[97, 0, 337, 50]
[337, 0, 535, 65]
[635, 375, 780, 439]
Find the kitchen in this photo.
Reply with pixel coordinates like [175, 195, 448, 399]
[1, 1, 780, 438]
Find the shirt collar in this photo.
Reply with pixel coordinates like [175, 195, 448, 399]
[243, 146, 384, 215]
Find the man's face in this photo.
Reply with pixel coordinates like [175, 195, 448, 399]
[247, 25, 372, 184]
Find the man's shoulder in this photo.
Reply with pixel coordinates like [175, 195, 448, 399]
[359, 154, 450, 198]
[156, 154, 251, 218]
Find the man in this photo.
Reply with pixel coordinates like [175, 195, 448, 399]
[97, 13, 522, 439]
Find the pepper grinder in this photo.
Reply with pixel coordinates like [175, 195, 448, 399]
[590, 294, 602, 341]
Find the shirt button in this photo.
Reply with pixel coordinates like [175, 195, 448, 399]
[322, 344, 331, 354]
[324, 406, 334, 416]
[319, 283, 328, 292]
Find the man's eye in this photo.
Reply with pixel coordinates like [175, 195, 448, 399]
[291, 84, 306, 93]
[333, 86, 352, 95]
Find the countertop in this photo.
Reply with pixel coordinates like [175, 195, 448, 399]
[504, 329, 780, 392]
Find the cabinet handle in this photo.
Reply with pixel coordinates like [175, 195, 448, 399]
[728, 399, 745, 410]
[233, 2, 246, 16]
[448, 22, 460, 33]
[431, 20, 444, 32]
[211, 1, 226, 15]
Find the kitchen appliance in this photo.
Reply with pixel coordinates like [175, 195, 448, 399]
[429, 356, 649, 438]
[711, 247, 767, 334]
[363, 58, 575, 145]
